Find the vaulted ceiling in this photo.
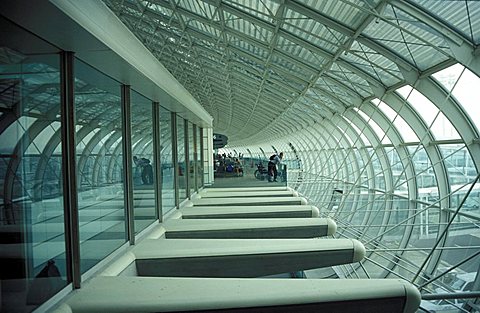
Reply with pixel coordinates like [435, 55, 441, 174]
[103, 0, 479, 144]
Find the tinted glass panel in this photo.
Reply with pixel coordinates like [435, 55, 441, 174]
[75, 59, 126, 273]
[160, 107, 175, 215]
[0, 52, 67, 311]
[176, 116, 186, 201]
[131, 91, 156, 233]
[196, 126, 203, 189]
[188, 122, 195, 196]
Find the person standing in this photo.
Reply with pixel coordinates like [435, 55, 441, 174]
[267, 152, 283, 182]
[141, 158, 153, 185]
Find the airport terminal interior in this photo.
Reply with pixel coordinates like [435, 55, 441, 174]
[1, 0, 480, 312]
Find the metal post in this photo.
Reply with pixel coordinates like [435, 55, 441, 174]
[121, 85, 135, 244]
[171, 112, 179, 208]
[60, 51, 81, 288]
[152, 102, 163, 221]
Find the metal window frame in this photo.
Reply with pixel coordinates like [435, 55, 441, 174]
[60, 51, 81, 288]
[121, 84, 135, 244]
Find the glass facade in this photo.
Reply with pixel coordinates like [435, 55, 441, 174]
[160, 106, 175, 216]
[176, 116, 186, 201]
[0, 52, 68, 311]
[196, 126, 203, 190]
[130, 90, 156, 233]
[232, 62, 480, 307]
[4, 0, 480, 312]
[74, 59, 127, 273]
[0, 19, 208, 310]
[188, 122, 195, 196]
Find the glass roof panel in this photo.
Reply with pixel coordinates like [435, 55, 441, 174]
[342, 50, 401, 86]
[103, 0, 477, 143]
[299, 0, 371, 29]
[275, 35, 324, 68]
[413, 0, 480, 45]
[180, 0, 217, 20]
[226, 0, 280, 23]
[147, 2, 173, 16]
[363, 4, 452, 71]
[189, 19, 221, 37]
[348, 41, 403, 83]
[329, 63, 372, 97]
[282, 9, 346, 54]
[223, 10, 273, 42]
[314, 79, 353, 103]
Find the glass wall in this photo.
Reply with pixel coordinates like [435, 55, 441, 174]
[0, 51, 68, 311]
[160, 106, 175, 215]
[176, 116, 186, 201]
[0, 12, 212, 311]
[196, 126, 203, 190]
[225, 62, 480, 312]
[74, 59, 126, 273]
[131, 91, 156, 233]
[188, 122, 195, 196]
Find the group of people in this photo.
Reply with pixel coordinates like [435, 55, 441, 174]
[214, 153, 244, 176]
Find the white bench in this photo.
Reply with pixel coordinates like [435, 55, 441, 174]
[162, 217, 336, 239]
[55, 276, 420, 313]
[180, 204, 320, 218]
[133, 238, 365, 277]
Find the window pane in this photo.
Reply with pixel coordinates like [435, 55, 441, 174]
[75, 59, 126, 274]
[0, 53, 68, 311]
[342, 115, 369, 146]
[355, 108, 391, 144]
[131, 91, 156, 233]
[196, 126, 203, 189]
[177, 116, 186, 201]
[396, 86, 460, 140]
[160, 107, 175, 215]
[188, 122, 195, 196]
[375, 99, 419, 142]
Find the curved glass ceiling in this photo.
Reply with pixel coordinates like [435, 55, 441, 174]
[103, 0, 480, 144]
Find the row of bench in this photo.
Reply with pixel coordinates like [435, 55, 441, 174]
[52, 186, 420, 312]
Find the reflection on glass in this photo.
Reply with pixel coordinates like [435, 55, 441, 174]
[75, 59, 126, 273]
[0, 53, 68, 311]
[188, 122, 195, 196]
[160, 107, 175, 214]
[196, 126, 203, 189]
[177, 116, 186, 201]
[131, 91, 156, 233]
